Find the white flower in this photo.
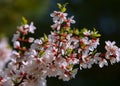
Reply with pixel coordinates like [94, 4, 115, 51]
[88, 38, 99, 51]
[17, 22, 36, 34]
[79, 58, 93, 69]
[105, 41, 115, 47]
[105, 41, 120, 64]
[59, 72, 71, 81]
[25, 49, 37, 58]
[18, 25, 28, 35]
[34, 39, 43, 45]
[11, 50, 20, 60]
[0, 77, 13, 86]
[99, 59, 108, 68]
[29, 22, 36, 34]
[12, 32, 20, 42]
[51, 22, 61, 30]
[28, 37, 34, 43]
[81, 51, 89, 62]
[24, 24, 29, 28]
[66, 16, 76, 26]
[94, 53, 101, 64]
[38, 78, 47, 86]
[23, 77, 46, 86]
[59, 12, 67, 23]
[61, 49, 65, 55]
[50, 11, 61, 18]
[13, 41, 20, 48]
[80, 37, 89, 45]
[80, 63, 87, 69]
[50, 11, 68, 24]
[42, 49, 55, 63]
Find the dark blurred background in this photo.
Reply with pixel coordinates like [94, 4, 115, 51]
[0, 0, 120, 86]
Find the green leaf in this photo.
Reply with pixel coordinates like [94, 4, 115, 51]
[73, 29, 79, 35]
[61, 7, 66, 13]
[39, 50, 45, 57]
[44, 33, 48, 42]
[67, 48, 72, 55]
[91, 28, 101, 38]
[57, 3, 62, 9]
[22, 16, 28, 25]
[57, 3, 68, 12]
[80, 28, 88, 33]
[69, 29, 73, 34]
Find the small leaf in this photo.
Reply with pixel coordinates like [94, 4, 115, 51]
[61, 7, 66, 12]
[91, 28, 101, 38]
[67, 48, 72, 55]
[39, 50, 45, 57]
[57, 3, 62, 9]
[22, 17, 28, 25]
[57, 3, 68, 12]
[63, 3, 69, 7]
[44, 33, 48, 42]
[69, 29, 73, 34]
[80, 28, 88, 33]
[74, 29, 79, 35]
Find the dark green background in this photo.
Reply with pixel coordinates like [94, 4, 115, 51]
[0, 0, 120, 86]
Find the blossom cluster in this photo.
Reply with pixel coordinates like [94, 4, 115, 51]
[0, 3, 120, 86]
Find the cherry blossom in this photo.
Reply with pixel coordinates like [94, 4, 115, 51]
[50, 11, 67, 24]
[105, 41, 120, 64]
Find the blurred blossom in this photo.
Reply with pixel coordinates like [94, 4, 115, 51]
[0, 38, 12, 70]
